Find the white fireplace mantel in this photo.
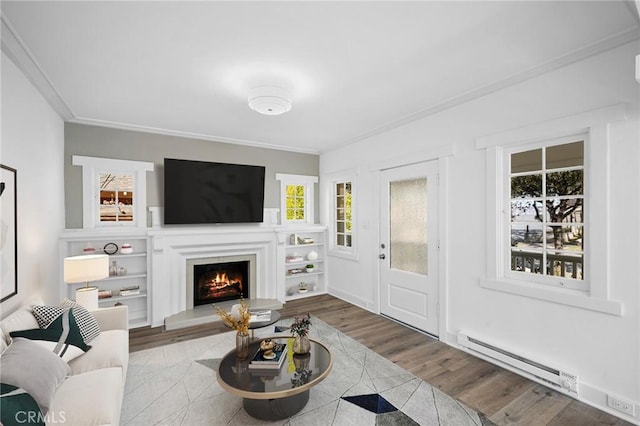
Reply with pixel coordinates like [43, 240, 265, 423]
[148, 225, 281, 327]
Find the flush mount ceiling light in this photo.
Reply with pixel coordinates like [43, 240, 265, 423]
[248, 86, 292, 115]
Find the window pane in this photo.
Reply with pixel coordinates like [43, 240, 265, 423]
[389, 178, 427, 275]
[337, 222, 345, 233]
[511, 223, 543, 250]
[511, 250, 543, 274]
[337, 196, 344, 208]
[286, 185, 295, 196]
[295, 185, 305, 197]
[295, 210, 305, 220]
[546, 170, 583, 196]
[546, 141, 583, 169]
[99, 205, 117, 222]
[286, 208, 295, 220]
[548, 254, 583, 279]
[346, 235, 352, 247]
[336, 183, 344, 196]
[545, 226, 583, 251]
[511, 175, 542, 198]
[336, 209, 344, 221]
[511, 148, 542, 173]
[337, 234, 344, 246]
[545, 198, 583, 223]
[511, 200, 543, 223]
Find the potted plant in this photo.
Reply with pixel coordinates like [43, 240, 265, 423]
[290, 313, 312, 354]
[305, 264, 314, 273]
[215, 299, 251, 359]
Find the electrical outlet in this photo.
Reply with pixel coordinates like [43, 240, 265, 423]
[607, 394, 636, 416]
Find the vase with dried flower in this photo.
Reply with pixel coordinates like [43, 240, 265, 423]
[215, 299, 251, 359]
[290, 313, 312, 354]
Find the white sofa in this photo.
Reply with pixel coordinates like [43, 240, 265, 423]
[0, 302, 129, 426]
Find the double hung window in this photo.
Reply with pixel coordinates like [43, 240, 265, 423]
[507, 139, 585, 290]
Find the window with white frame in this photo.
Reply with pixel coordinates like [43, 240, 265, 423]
[73, 156, 154, 229]
[276, 173, 317, 225]
[477, 104, 624, 315]
[507, 138, 585, 291]
[334, 180, 353, 251]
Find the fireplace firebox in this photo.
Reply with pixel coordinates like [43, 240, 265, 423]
[193, 261, 249, 306]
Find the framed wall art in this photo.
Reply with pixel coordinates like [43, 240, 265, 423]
[0, 164, 17, 302]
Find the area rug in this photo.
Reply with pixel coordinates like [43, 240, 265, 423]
[121, 317, 493, 425]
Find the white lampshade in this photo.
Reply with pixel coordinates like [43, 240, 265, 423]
[64, 254, 109, 283]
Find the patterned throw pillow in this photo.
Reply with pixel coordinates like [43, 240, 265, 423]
[11, 308, 91, 362]
[32, 299, 100, 344]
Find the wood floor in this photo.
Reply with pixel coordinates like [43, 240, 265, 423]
[129, 294, 630, 426]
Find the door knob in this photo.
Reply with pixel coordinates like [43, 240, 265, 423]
[378, 254, 386, 259]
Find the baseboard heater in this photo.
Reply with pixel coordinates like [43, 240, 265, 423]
[457, 333, 579, 397]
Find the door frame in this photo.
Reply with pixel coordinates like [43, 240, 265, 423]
[371, 148, 451, 341]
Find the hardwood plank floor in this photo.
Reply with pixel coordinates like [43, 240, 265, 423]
[129, 294, 630, 426]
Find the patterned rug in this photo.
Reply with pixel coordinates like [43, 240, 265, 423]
[122, 316, 493, 425]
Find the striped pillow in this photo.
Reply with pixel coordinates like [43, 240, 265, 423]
[32, 299, 100, 344]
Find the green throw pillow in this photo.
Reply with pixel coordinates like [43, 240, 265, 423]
[0, 383, 44, 426]
[10, 308, 91, 362]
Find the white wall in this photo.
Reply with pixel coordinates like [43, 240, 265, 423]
[320, 41, 640, 421]
[0, 52, 65, 315]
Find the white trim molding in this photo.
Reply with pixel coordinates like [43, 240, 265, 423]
[477, 105, 625, 315]
[72, 155, 154, 229]
[275, 173, 318, 225]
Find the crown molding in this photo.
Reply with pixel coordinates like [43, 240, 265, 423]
[1, 14, 74, 120]
[69, 116, 320, 155]
[338, 26, 640, 151]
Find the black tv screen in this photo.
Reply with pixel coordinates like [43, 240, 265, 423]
[164, 158, 265, 224]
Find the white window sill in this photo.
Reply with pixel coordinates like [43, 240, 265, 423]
[480, 278, 623, 316]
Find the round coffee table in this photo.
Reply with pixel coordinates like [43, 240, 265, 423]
[217, 337, 332, 420]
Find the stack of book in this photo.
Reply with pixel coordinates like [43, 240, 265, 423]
[249, 310, 271, 322]
[248, 342, 287, 370]
[286, 255, 304, 263]
[119, 285, 140, 296]
[98, 289, 112, 299]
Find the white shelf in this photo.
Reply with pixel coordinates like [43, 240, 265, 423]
[285, 289, 327, 301]
[60, 231, 151, 329]
[281, 226, 327, 302]
[98, 291, 147, 304]
[96, 273, 147, 282]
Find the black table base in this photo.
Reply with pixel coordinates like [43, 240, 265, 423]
[243, 390, 310, 420]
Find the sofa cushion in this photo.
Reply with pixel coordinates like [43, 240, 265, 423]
[0, 338, 70, 415]
[10, 309, 91, 362]
[0, 306, 39, 347]
[49, 367, 123, 426]
[68, 329, 129, 378]
[32, 300, 101, 344]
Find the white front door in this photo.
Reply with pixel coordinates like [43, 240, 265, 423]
[379, 161, 439, 336]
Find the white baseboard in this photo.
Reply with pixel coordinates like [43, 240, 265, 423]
[327, 287, 375, 314]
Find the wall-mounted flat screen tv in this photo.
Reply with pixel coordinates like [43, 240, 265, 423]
[164, 158, 265, 224]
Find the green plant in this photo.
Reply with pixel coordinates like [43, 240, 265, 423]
[290, 313, 312, 337]
[306, 264, 314, 269]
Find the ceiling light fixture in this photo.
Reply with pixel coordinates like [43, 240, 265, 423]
[248, 86, 292, 115]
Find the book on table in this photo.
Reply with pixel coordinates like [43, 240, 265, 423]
[248, 343, 287, 370]
[249, 309, 272, 322]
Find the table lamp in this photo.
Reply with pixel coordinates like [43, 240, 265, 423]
[64, 254, 109, 310]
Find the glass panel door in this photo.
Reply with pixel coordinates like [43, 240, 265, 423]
[389, 178, 428, 275]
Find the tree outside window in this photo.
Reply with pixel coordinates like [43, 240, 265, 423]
[286, 184, 306, 221]
[509, 141, 584, 282]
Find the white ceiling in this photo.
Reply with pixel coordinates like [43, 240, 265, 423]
[2, 1, 638, 154]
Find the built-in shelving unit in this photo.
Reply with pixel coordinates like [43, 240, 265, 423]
[279, 225, 327, 301]
[59, 229, 151, 328]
